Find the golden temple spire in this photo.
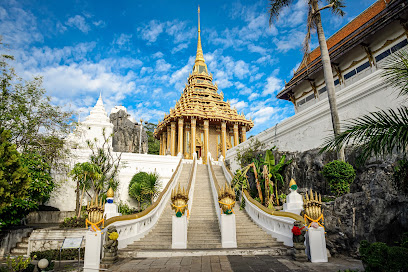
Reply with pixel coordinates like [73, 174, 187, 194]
[195, 5, 206, 65]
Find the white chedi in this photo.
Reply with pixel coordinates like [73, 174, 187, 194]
[66, 94, 114, 149]
[283, 179, 303, 215]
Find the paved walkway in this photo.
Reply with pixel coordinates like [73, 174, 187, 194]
[109, 255, 364, 272]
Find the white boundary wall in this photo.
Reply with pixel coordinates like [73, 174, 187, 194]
[226, 69, 407, 172]
[48, 151, 180, 211]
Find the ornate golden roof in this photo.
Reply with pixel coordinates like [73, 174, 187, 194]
[154, 7, 253, 137]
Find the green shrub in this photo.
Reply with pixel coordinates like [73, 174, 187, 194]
[322, 160, 355, 196]
[30, 248, 84, 260]
[359, 240, 408, 272]
[118, 201, 138, 215]
[59, 216, 86, 228]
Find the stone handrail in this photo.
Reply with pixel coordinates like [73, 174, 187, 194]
[207, 153, 237, 248]
[242, 190, 304, 247]
[105, 158, 183, 249]
[186, 153, 197, 217]
[207, 154, 221, 225]
[219, 159, 304, 247]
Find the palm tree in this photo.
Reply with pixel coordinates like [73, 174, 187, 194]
[321, 49, 408, 163]
[70, 162, 101, 217]
[269, 0, 346, 161]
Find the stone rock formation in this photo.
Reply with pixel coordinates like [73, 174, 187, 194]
[109, 108, 148, 153]
[236, 148, 408, 256]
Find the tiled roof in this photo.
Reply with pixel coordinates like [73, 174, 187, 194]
[279, 0, 393, 99]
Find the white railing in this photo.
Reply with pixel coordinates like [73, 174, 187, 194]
[207, 153, 237, 248]
[242, 192, 295, 247]
[187, 153, 198, 221]
[109, 158, 183, 249]
[207, 153, 222, 226]
[220, 159, 297, 247]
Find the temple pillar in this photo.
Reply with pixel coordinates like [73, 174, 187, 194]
[163, 132, 167, 155]
[203, 120, 209, 163]
[233, 124, 239, 146]
[159, 135, 163, 155]
[178, 119, 184, 155]
[190, 118, 196, 159]
[166, 126, 171, 154]
[241, 126, 247, 143]
[171, 122, 176, 156]
[221, 121, 227, 159]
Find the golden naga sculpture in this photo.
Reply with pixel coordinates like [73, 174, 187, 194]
[86, 193, 105, 231]
[303, 189, 324, 228]
[218, 183, 236, 215]
[171, 183, 189, 217]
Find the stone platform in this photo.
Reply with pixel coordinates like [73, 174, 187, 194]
[109, 255, 364, 272]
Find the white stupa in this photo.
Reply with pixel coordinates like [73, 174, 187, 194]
[283, 179, 304, 215]
[67, 94, 114, 149]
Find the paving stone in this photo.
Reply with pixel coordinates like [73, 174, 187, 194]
[181, 256, 193, 266]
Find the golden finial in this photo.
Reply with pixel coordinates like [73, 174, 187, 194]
[107, 187, 114, 198]
[194, 5, 206, 65]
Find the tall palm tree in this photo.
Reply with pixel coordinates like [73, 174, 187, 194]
[269, 0, 346, 161]
[321, 49, 408, 163]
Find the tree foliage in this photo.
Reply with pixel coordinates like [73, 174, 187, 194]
[86, 130, 121, 197]
[0, 128, 31, 211]
[0, 49, 74, 169]
[128, 171, 161, 209]
[145, 122, 160, 155]
[322, 160, 355, 196]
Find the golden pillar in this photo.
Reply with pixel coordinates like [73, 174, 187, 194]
[190, 118, 196, 159]
[178, 119, 184, 155]
[233, 123, 239, 147]
[163, 131, 167, 155]
[159, 135, 163, 155]
[203, 120, 209, 163]
[171, 122, 176, 156]
[221, 121, 227, 159]
[166, 126, 171, 154]
[241, 126, 247, 142]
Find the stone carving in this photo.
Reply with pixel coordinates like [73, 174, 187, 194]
[109, 109, 148, 154]
[291, 220, 307, 261]
[102, 226, 119, 264]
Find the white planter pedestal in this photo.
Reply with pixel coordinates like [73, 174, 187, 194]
[83, 230, 104, 272]
[306, 227, 328, 263]
[172, 215, 187, 249]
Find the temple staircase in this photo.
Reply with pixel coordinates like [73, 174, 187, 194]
[118, 163, 192, 254]
[118, 161, 288, 258]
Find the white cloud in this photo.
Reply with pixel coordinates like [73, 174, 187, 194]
[169, 56, 195, 90]
[249, 106, 276, 124]
[152, 52, 164, 59]
[0, 4, 43, 46]
[112, 33, 133, 51]
[171, 43, 189, 54]
[273, 30, 305, 52]
[262, 75, 283, 96]
[248, 93, 260, 101]
[137, 20, 164, 43]
[156, 59, 172, 72]
[230, 98, 248, 111]
[66, 15, 90, 33]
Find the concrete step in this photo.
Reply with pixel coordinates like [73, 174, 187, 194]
[16, 242, 28, 248]
[10, 247, 28, 255]
[118, 247, 290, 258]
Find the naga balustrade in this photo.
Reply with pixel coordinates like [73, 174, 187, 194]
[186, 153, 198, 220]
[207, 153, 237, 248]
[104, 158, 183, 249]
[221, 160, 304, 247]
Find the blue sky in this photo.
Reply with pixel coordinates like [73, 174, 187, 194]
[0, 0, 375, 136]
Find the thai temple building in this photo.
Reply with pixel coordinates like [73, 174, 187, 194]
[154, 8, 253, 161]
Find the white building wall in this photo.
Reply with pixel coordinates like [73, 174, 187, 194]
[47, 150, 180, 211]
[226, 69, 407, 172]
